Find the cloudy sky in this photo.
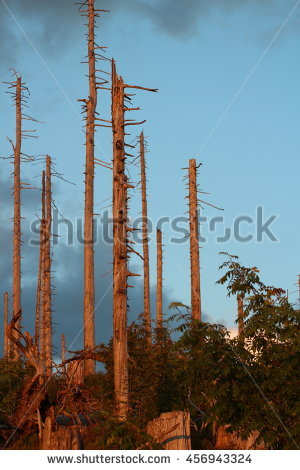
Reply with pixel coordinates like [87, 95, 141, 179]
[0, 0, 300, 354]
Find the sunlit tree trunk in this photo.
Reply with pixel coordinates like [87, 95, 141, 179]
[139, 132, 151, 339]
[112, 60, 128, 420]
[44, 156, 52, 376]
[188, 158, 201, 321]
[83, 0, 98, 377]
[156, 229, 163, 328]
[39, 171, 46, 367]
[12, 77, 22, 358]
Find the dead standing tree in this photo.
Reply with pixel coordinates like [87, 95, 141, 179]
[78, 0, 110, 376]
[36, 171, 45, 358]
[111, 60, 157, 419]
[61, 333, 66, 363]
[4, 73, 38, 358]
[112, 62, 129, 421]
[156, 228, 163, 328]
[139, 132, 151, 339]
[34, 158, 52, 374]
[12, 77, 22, 358]
[185, 159, 223, 321]
[188, 159, 201, 321]
[82, 0, 97, 377]
[44, 156, 52, 376]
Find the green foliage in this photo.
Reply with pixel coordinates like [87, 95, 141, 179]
[0, 359, 29, 421]
[83, 413, 160, 450]
[1, 255, 299, 450]
[85, 370, 114, 414]
[216, 253, 300, 449]
[94, 315, 179, 427]
[168, 302, 192, 333]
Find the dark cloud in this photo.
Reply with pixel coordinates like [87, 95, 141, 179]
[0, 0, 81, 61]
[114, 0, 298, 39]
[0, 170, 184, 357]
[0, 0, 297, 62]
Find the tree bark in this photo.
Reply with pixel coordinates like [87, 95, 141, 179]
[188, 159, 201, 321]
[147, 411, 191, 450]
[139, 132, 151, 339]
[3, 292, 9, 357]
[44, 156, 52, 376]
[40, 171, 46, 367]
[112, 60, 128, 420]
[156, 229, 163, 328]
[35, 172, 45, 355]
[61, 333, 66, 363]
[83, 0, 97, 376]
[12, 77, 22, 358]
[111, 60, 156, 419]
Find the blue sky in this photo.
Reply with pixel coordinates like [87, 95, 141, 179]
[0, 0, 300, 349]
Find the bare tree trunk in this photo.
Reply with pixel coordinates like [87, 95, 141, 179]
[83, 0, 97, 377]
[139, 132, 151, 339]
[3, 292, 9, 357]
[35, 174, 45, 353]
[12, 77, 22, 359]
[40, 171, 46, 367]
[188, 158, 201, 321]
[237, 295, 244, 340]
[156, 229, 163, 328]
[112, 60, 128, 420]
[61, 334, 66, 363]
[44, 156, 52, 376]
[111, 60, 156, 420]
[35, 263, 42, 351]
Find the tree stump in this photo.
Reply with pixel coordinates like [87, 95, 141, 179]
[215, 426, 264, 450]
[147, 411, 191, 450]
[41, 417, 82, 450]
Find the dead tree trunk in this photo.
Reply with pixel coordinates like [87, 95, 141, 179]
[6, 73, 38, 358]
[61, 334, 66, 363]
[83, 0, 98, 376]
[35, 259, 42, 351]
[139, 132, 151, 339]
[44, 156, 52, 376]
[39, 171, 46, 366]
[3, 292, 9, 357]
[237, 295, 244, 340]
[156, 229, 163, 328]
[111, 60, 157, 420]
[35, 172, 45, 353]
[112, 61, 129, 420]
[188, 158, 201, 321]
[12, 77, 22, 358]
